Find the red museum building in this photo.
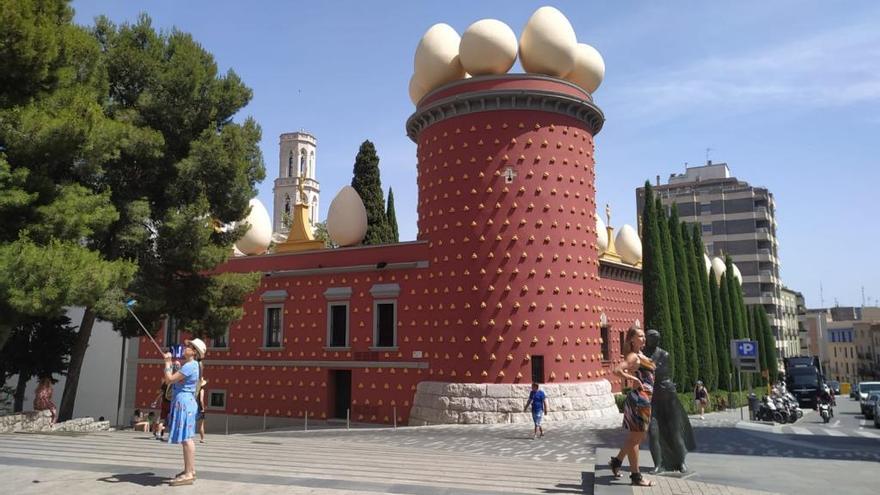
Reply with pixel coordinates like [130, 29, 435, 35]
[134, 75, 643, 428]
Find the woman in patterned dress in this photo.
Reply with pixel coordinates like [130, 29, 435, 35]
[161, 338, 206, 486]
[609, 325, 656, 487]
[33, 376, 57, 423]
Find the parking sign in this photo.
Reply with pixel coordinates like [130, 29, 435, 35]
[731, 339, 761, 372]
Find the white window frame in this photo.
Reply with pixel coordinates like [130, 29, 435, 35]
[372, 299, 398, 349]
[326, 302, 350, 349]
[165, 316, 180, 346]
[207, 390, 227, 411]
[263, 304, 284, 348]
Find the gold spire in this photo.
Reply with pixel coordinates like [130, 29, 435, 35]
[275, 180, 324, 253]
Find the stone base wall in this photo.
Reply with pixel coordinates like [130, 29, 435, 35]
[0, 410, 110, 433]
[409, 380, 621, 426]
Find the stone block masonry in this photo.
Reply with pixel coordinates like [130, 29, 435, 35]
[0, 410, 110, 433]
[409, 379, 620, 425]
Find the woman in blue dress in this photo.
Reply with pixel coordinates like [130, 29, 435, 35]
[162, 338, 206, 486]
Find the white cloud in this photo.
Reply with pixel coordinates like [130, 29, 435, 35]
[606, 19, 880, 122]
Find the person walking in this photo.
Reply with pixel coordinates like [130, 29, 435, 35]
[609, 325, 656, 487]
[161, 338, 206, 486]
[524, 382, 549, 439]
[197, 377, 207, 443]
[694, 381, 709, 419]
[33, 376, 57, 423]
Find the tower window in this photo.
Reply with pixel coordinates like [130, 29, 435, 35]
[288, 150, 294, 178]
[300, 152, 306, 177]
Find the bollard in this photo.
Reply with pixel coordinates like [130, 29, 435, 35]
[225, 414, 229, 436]
[347, 408, 350, 430]
[393, 406, 397, 429]
[263, 411, 267, 431]
[304, 410, 308, 431]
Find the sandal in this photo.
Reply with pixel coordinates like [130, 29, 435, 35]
[630, 472, 655, 487]
[169, 475, 194, 486]
[609, 456, 623, 479]
[173, 471, 196, 480]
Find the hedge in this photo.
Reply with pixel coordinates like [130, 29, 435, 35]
[615, 389, 754, 415]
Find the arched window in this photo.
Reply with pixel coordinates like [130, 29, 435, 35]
[309, 151, 315, 178]
[300, 151, 307, 177]
[288, 150, 294, 178]
[283, 195, 291, 227]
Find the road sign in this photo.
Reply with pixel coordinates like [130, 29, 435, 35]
[730, 339, 761, 372]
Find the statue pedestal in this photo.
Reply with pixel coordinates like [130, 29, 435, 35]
[275, 239, 324, 253]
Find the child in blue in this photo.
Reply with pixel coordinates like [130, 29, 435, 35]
[524, 382, 550, 439]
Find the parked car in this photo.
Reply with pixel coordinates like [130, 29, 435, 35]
[858, 382, 880, 415]
[874, 399, 880, 428]
[865, 392, 880, 420]
[826, 380, 841, 395]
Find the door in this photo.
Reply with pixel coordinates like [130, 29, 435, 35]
[331, 370, 352, 419]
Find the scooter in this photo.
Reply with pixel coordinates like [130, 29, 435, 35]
[818, 402, 831, 423]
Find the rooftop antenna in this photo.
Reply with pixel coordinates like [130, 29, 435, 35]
[705, 147, 712, 164]
[819, 282, 824, 307]
[862, 286, 866, 307]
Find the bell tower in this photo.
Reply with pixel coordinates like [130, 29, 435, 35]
[273, 131, 320, 236]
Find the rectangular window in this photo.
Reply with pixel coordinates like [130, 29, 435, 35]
[619, 331, 626, 356]
[328, 303, 348, 347]
[264, 306, 283, 347]
[165, 316, 180, 345]
[212, 326, 229, 349]
[208, 390, 226, 410]
[531, 355, 545, 383]
[600, 326, 610, 361]
[374, 301, 396, 347]
[702, 224, 712, 233]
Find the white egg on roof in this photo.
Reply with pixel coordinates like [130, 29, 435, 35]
[566, 43, 605, 93]
[408, 73, 430, 106]
[235, 198, 272, 255]
[459, 19, 518, 76]
[615, 224, 642, 265]
[326, 186, 368, 247]
[710, 257, 727, 283]
[414, 23, 466, 94]
[703, 253, 712, 275]
[519, 6, 577, 77]
[731, 263, 743, 285]
[595, 213, 608, 254]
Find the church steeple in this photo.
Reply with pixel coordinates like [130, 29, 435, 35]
[273, 131, 320, 237]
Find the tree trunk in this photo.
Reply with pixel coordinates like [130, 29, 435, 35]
[58, 307, 96, 422]
[13, 372, 28, 412]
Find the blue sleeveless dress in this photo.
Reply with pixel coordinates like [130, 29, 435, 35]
[167, 360, 199, 443]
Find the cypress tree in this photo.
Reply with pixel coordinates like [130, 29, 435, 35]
[684, 223, 713, 390]
[749, 306, 768, 386]
[669, 207, 698, 389]
[724, 257, 745, 339]
[760, 308, 779, 383]
[641, 183, 673, 349]
[693, 225, 717, 389]
[386, 188, 399, 243]
[710, 271, 731, 390]
[657, 198, 686, 386]
[351, 140, 390, 245]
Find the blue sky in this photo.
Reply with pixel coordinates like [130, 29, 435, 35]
[71, 1, 880, 309]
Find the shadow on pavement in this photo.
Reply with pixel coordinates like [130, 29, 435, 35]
[96, 472, 167, 486]
[590, 425, 880, 463]
[541, 471, 593, 494]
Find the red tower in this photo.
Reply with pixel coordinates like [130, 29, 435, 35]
[408, 74, 606, 383]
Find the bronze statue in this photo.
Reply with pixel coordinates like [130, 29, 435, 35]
[644, 329, 696, 473]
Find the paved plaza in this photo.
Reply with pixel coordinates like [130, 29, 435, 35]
[1, 399, 878, 495]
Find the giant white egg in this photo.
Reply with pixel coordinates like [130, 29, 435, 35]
[326, 186, 368, 247]
[595, 213, 608, 254]
[235, 198, 272, 255]
[459, 19, 518, 76]
[703, 253, 712, 275]
[566, 43, 605, 93]
[731, 263, 742, 285]
[414, 23, 466, 93]
[615, 224, 642, 265]
[710, 257, 727, 283]
[519, 6, 577, 77]
[409, 73, 430, 106]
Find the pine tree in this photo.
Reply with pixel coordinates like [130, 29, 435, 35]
[386, 188, 399, 243]
[710, 271, 731, 390]
[351, 140, 390, 245]
[669, 207, 697, 389]
[640, 183, 673, 350]
[657, 198, 686, 386]
[693, 225, 717, 389]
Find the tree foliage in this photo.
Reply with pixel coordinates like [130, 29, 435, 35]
[687, 224, 716, 390]
[669, 206, 697, 389]
[0, 2, 265, 420]
[386, 187, 399, 243]
[657, 198, 686, 386]
[640, 183, 673, 352]
[351, 140, 391, 245]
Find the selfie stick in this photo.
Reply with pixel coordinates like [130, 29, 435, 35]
[125, 299, 164, 355]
